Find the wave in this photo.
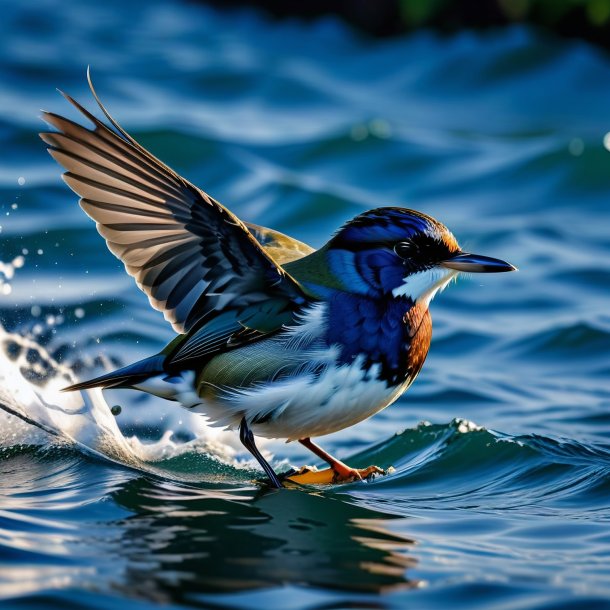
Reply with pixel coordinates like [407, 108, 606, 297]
[0, 326, 260, 484]
[2, 323, 609, 518]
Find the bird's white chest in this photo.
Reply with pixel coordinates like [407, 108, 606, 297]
[215, 357, 407, 440]
[166, 302, 411, 440]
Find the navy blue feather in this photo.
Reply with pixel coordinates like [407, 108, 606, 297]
[327, 248, 406, 296]
[330, 207, 438, 247]
[326, 291, 418, 384]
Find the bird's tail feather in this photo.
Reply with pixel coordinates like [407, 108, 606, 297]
[62, 354, 166, 392]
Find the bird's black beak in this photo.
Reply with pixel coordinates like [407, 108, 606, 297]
[441, 252, 517, 273]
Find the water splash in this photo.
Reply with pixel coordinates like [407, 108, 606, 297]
[0, 255, 25, 296]
[0, 326, 269, 484]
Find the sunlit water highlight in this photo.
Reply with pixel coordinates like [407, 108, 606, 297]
[1, 1, 610, 608]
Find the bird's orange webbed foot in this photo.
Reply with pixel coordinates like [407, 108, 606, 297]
[285, 437, 390, 485]
[284, 463, 387, 485]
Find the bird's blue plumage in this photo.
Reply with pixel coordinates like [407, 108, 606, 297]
[326, 291, 422, 385]
[321, 207, 459, 297]
[330, 207, 442, 247]
[324, 245, 411, 296]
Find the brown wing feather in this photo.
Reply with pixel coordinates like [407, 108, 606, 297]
[40, 76, 308, 334]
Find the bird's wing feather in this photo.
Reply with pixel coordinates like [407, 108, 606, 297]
[40, 75, 309, 336]
[164, 299, 291, 365]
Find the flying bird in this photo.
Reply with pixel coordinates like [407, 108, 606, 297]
[41, 74, 516, 488]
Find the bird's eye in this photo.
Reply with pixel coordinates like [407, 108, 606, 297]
[394, 241, 416, 259]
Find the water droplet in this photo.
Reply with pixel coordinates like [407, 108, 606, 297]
[31, 305, 41, 317]
[568, 138, 584, 156]
[604, 132, 610, 152]
[369, 118, 391, 138]
[37, 249, 43, 255]
[17, 177, 25, 186]
[74, 307, 85, 319]
[350, 123, 368, 141]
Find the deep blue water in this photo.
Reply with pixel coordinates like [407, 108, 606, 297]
[1, 1, 610, 608]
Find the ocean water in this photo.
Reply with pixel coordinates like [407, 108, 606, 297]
[1, 1, 610, 608]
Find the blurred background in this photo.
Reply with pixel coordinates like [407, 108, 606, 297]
[213, 0, 610, 45]
[1, 1, 610, 609]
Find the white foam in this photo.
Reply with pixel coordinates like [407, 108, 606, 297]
[0, 326, 272, 481]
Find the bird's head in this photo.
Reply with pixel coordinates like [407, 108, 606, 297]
[301, 207, 516, 304]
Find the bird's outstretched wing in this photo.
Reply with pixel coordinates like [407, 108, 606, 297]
[40, 75, 311, 340]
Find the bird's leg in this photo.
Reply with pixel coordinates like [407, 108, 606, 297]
[239, 417, 283, 488]
[285, 437, 385, 485]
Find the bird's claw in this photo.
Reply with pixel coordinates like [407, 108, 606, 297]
[346, 465, 386, 482]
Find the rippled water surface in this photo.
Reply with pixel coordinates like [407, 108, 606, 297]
[2, 1, 610, 608]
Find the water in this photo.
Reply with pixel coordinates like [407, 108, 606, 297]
[1, 1, 610, 608]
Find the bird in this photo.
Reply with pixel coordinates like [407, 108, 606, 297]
[40, 74, 516, 488]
